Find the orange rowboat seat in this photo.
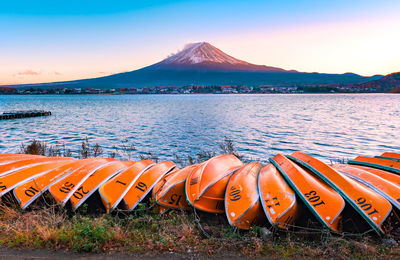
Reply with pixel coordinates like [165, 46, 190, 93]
[122, 161, 176, 211]
[348, 156, 400, 174]
[49, 159, 116, 206]
[69, 161, 135, 211]
[225, 162, 266, 230]
[13, 159, 100, 209]
[270, 154, 344, 233]
[99, 160, 154, 212]
[376, 152, 400, 162]
[258, 163, 299, 229]
[185, 154, 243, 214]
[349, 165, 400, 187]
[0, 160, 75, 197]
[289, 152, 392, 236]
[333, 164, 400, 211]
[153, 165, 197, 211]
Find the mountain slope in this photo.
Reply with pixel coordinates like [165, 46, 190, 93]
[357, 72, 400, 92]
[8, 42, 383, 88]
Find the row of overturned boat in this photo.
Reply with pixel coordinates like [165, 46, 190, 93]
[0, 151, 399, 236]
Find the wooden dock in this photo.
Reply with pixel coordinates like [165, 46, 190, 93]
[0, 110, 52, 120]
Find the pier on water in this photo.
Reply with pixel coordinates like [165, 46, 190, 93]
[0, 110, 52, 120]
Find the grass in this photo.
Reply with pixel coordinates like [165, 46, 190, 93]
[0, 204, 399, 258]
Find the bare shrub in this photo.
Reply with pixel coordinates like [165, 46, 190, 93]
[20, 139, 47, 155]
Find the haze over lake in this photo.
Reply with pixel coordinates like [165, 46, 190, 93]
[1, 94, 399, 162]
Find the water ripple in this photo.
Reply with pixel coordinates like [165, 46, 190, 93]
[1, 94, 399, 162]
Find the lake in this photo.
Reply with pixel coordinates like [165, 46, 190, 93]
[0, 94, 399, 163]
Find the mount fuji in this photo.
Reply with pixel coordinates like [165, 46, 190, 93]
[10, 42, 382, 88]
[148, 42, 294, 72]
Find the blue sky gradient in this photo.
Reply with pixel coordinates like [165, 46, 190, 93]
[1, 0, 399, 84]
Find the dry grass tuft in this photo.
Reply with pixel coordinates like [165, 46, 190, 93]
[0, 203, 399, 258]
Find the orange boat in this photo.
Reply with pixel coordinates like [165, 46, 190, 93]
[0, 160, 74, 197]
[13, 159, 98, 209]
[258, 163, 299, 229]
[99, 160, 154, 212]
[0, 156, 74, 177]
[376, 152, 400, 162]
[185, 154, 243, 214]
[348, 156, 400, 174]
[333, 164, 400, 210]
[270, 154, 344, 233]
[0, 154, 43, 164]
[350, 165, 400, 187]
[153, 165, 196, 210]
[122, 161, 176, 211]
[289, 152, 392, 236]
[0, 154, 41, 159]
[49, 159, 115, 205]
[70, 160, 135, 210]
[225, 162, 265, 229]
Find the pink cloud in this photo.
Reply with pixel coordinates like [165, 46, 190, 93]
[17, 69, 41, 76]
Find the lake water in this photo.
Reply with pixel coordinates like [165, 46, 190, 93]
[0, 94, 399, 163]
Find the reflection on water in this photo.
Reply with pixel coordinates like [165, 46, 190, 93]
[0, 94, 399, 162]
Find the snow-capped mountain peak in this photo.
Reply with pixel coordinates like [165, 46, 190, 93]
[160, 42, 249, 65]
[149, 42, 292, 72]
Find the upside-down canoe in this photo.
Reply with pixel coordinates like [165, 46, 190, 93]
[185, 154, 243, 213]
[258, 163, 299, 229]
[270, 154, 345, 233]
[376, 152, 400, 162]
[289, 151, 393, 236]
[153, 165, 196, 210]
[349, 165, 400, 187]
[13, 158, 99, 209]
[69, 160, 135, 210]
[225, 161, 265, 229]
[122, 161, 176, 211]
[0, 156, 74, 177]
[348, 156, 400, 174]
[333, 164, 400, 211]
[0, 160, 74, 197]
[99, 160, 154, 212]
[0, 150, 399, 236]
[0, 154, 43, 165]
[49, 159, 116, 206]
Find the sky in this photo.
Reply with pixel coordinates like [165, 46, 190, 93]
[1, 0, 399, 85]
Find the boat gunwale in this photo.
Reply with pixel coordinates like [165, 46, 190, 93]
[338, 170, 400, 211]
[348, 160, 400, 175]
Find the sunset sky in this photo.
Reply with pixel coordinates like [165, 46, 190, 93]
[1, 0, 399, 85]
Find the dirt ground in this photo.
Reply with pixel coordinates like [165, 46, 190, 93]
[0, 247, 257, 260]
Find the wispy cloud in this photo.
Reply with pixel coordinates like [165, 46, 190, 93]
[16, 69, 41, 76]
